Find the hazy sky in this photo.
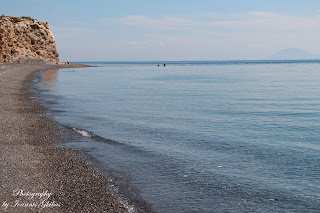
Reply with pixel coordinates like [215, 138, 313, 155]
[3, 0, 320, 61]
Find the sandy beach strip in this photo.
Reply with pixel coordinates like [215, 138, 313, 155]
[0, 63, 129, 212]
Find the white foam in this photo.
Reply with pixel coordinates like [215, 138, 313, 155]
[106, 179, 137, 213]
[72, 128, 92, 137]
[120, 200, 135, 213]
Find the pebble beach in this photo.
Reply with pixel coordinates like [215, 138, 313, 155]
[0, 63, 129, 212]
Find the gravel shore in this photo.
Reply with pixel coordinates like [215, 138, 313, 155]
[0, 63, 128, 212]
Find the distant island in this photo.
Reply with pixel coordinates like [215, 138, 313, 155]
[266, 48, 320, 60]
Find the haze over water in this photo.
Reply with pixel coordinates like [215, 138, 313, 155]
[37, 61, 320, 212]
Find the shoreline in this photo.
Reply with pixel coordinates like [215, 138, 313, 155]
[0, 63, 129, 212]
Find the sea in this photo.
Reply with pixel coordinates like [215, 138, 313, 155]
[35, 60, 320, 212]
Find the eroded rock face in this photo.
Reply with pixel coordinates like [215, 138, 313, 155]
[0, 16, 60, 64]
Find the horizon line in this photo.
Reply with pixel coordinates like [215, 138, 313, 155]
[70, 59, 320, 63]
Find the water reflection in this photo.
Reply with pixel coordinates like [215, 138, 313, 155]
[41, 68, 58, 89]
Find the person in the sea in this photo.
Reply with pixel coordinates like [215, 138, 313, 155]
[163, 64, 166, 67]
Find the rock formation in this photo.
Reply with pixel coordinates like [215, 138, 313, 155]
[0, 16, 60, 64]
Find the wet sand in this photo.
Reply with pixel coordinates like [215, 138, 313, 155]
[0, 63, 129, 212]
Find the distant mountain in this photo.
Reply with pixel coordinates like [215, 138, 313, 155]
[267, 48, 319, 60]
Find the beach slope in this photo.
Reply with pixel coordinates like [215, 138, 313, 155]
[0, 63, 128, 212]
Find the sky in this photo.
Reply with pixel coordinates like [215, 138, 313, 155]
[2, 0, 320, 61]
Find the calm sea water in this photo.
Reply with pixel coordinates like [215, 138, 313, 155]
[37, 61, 320, 212]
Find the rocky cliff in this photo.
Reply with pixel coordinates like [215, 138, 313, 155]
[0, 16, 60, 64]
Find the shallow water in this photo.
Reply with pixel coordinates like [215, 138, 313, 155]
[37, 61, 320, 212]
